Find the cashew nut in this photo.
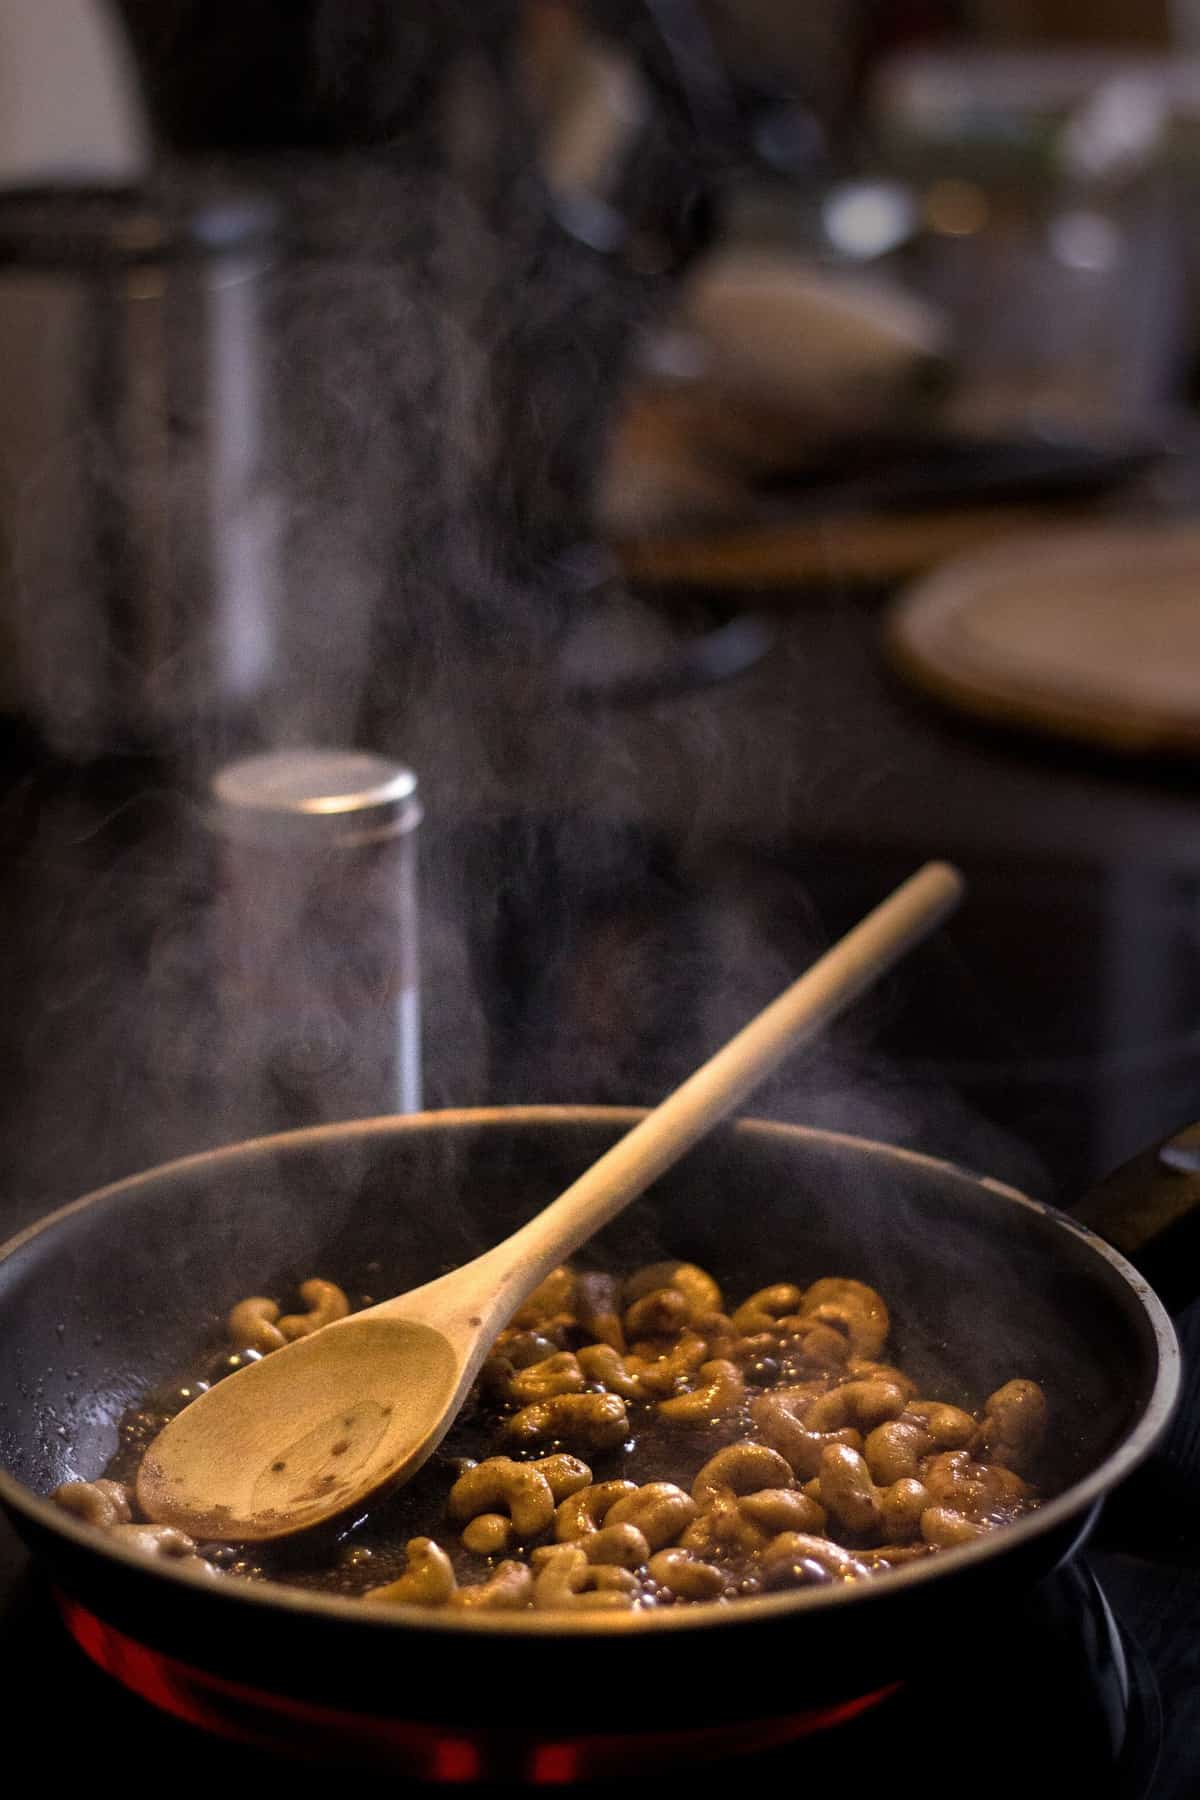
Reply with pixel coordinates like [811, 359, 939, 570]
[797, 1278, 889, 1357]
[109, 1524, 209, 1566]
[845, 1359, 918, 1400]
[817, 1443, 885, 1537]
[583, 1523, 650, 1568]
[691, 1442, 794, 1507]
[575, 1272, 626, 1352]
[447, 1561, 534, 1610]
[920, 1449, 1031, 1520]
[647, 1547, 725, 1600]
[531, 1543, 638, 1611]
[806, 1379, 907, 1433]
[760, 1532, 873, 1586]
[227, 1296, 287, 1354]
[504, 1392, 629, 1451]
[731, 1284, 804, 1334]
[973, 1379, 1048, 1475]
[921, 1506, 990, 1547]
[576, 1343, 649, 1400]
[750, 1388, 863, 1477]
[53, 1479, 133, 1530]
[554, 1479, 638, 1542]
[907, 1400, 975, 1448]
[624, 1287, 690, 1340]
[511, 1266, 577, 1332]
[625, 1329, 708, 1397]
[624, 1261, 723, 1320]
[447, 1456, 556, 1544]
[277, 1278, 350, 1340]
[864, 1419, 932, 1485]
[880, 1477, 931, 1541]
[504, 1352, 585, 1404]
[604, 1482, 698, 1551]
[657, 1358, 744, 1423]
[488, 1328, 561, 1370]
[461, 1514, 512, 1556]
[527, 1454, 593, 1502]
[367, 1537, 456, 1606]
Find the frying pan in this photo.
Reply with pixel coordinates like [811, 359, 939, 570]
[0, 1108, 1192, 1777]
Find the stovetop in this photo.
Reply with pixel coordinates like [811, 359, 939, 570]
[0, 581, 1197, 1792]
[0, 1557, 1167, 1792]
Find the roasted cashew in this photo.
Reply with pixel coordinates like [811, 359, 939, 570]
[880, 1477, 931, 1541]
[863, 1419, 932, 1485]
[447, 1561, 534, 1610]
[737, 1490, 827, 1538]
[53, 1479, 133, 1529]
[920, 1450, 1031, 1520]
[845, 1358, 917, 1394]
[906, 1400, 975, 1448]
[531, 1543, 638, 1611]
[972, 1379, 1048, 1475]
[367, 1538, 456, 1606]
[277, 1278, 350, 1340]
[488, 1328, 561, 1370]
[577, 1344, 649, 1401]
[682, 1489, 826, 1555]
[624, 1261, 723, 1320]
[760, 1532, 873, 1586]
[920, 1506, 989, 1547]
[657, 1358, 744, 1423]
[575, 1273, 626, 1352]
[554, 1479, 637, 1542]
[528, 1454, 593, 1502]
[624, 1287, 690, 1340]
[511, 1266, 577, 1333]
[109, 1523, 209, 1564]
[461, 1514, 512, 1556]
[447, 1456, 556, 1543]
[691, 1442, 794, 1507]
[647, 1548, 725, 1600]
[605, 1481, 698, 1550]
[583, 1523, 650, 1568]
[750, 1388, 863, 1477]
[227, 1296, 287, 1354]
[797, 1278, 889, 1358]
[505, 1352, 586, 1404]
[816, 1444, 885, 1537]
[625, 1329, 708, 1397]
[504, 1392, 629, 1451]
[806, 1379, 906, 1433]
[731, 1284, 804, 1335]
[780, 1321, 854, 1372]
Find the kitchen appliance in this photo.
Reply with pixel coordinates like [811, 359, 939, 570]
[0, 183, 279, 761]
[0, 1108, 1190, 1778]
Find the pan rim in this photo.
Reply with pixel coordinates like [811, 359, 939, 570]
[0, 1106, 1181, 1639]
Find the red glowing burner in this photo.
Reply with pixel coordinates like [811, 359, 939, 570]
[57, 1592, 900, 1782]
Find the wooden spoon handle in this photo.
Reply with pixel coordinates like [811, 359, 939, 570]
[476, 861, 964, 1306]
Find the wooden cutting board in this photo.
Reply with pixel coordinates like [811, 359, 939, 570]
[886, 522, 1200, 755]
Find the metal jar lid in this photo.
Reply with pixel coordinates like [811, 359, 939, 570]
[211, 748, 421, 849]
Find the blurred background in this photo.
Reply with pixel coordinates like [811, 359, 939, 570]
[0, 0, 1198, 1204]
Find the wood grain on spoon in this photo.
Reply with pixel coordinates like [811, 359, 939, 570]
[137, 861, 964, 1542]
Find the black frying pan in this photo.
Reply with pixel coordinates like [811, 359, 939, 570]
[0, 1109, 1190, 1774]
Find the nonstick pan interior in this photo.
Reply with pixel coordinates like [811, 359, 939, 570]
[0, 1109, 1165, 1510]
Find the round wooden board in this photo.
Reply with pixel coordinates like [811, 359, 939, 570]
[886, 523, 1200, 756]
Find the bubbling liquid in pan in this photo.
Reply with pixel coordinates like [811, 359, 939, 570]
[53, 1260, 1047, 1610]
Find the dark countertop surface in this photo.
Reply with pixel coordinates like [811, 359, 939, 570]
[0, 582, 1197, 1790]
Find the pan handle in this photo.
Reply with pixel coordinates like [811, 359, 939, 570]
[1069, 1121, 1200, 1315]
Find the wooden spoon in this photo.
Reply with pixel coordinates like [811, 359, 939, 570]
[137, 861, 963, 1542]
